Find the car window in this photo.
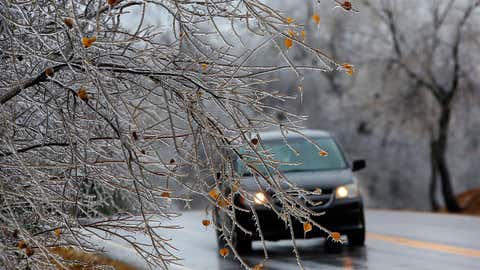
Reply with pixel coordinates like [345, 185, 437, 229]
[236, 137, 347, 175]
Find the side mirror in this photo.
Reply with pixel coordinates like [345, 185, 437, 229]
[352, 159, 366, 172]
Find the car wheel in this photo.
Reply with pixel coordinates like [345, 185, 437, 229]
[348, 210, 366, 246]
[232, 230, 252, 254]
[214, 209, 252, 255]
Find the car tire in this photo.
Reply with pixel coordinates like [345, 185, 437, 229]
[216, 228, 252, 254]
[233, 230, 253, 254]
[214, 209, 252, 255]
[348, 210, 366, 246]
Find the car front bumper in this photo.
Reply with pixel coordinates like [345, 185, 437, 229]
[235, 197, 365, 241]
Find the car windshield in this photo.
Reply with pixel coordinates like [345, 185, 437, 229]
[236, 137, 347, 175]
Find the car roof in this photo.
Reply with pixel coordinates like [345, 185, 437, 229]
[258, 129, 332, 141]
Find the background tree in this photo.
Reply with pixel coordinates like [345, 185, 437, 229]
[363, 0, 480, 212]
[252, 0, 480, 211]
[0, 0, 353, 269]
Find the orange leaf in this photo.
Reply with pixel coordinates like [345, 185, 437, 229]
[284, 38, 293, 49]
[219, 247, 229, 257]
[286, 17, 294, 24]
[301, 30, 306, 41]
[82, 36, 96, 48]
[341, 63, 354, 76]
[77, 87, 88, 102]
[209, 188, 220, 200]
[202, 219, 211, 227]
[54, 228, 61, 238]
[217, 198, 230, 208]
[108, 0, 118, 6]
[303, 222, 312, 233]
[253, 263, 264, 270]
[330, 231, 341, 242]
[161, 192, 171, 198]
[18, 240, 27, 249]
[312, 14, 320, 25]
[319, 150, 328, 157]
[201, 63, 208, 71]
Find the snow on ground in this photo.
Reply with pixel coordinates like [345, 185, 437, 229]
[87, 211, 220, 270]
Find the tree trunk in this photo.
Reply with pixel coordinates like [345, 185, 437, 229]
[429, 138, 440, 211]
[433, 103, 461, 212]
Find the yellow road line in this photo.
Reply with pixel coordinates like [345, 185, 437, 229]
[367, 232, 480, 258]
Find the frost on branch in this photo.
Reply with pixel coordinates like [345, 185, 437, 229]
[0, 0, 350, 269]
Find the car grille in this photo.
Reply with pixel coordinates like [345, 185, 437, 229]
[272, 188, 334, 209]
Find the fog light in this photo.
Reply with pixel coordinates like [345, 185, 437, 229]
[336, 186, 349, 199]
[254, 192, 267, 204]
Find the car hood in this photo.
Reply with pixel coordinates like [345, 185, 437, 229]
[240, 169, 354, 191]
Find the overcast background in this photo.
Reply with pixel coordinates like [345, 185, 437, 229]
[129, 0, 480, 210]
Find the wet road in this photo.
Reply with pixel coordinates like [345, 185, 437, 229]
[164, 210, 480, 270]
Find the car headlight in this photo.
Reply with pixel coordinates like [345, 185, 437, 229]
[254, 192, 267, 204]
[335, 184, 359, 199]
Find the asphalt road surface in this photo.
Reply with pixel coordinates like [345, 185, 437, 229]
[157, 209, 480, 270]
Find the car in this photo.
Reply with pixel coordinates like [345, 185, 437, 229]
[214, 129, 367, 253]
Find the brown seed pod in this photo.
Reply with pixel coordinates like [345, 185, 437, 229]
[17, 240, 27, 249]
[330, 231, 342, 242]
[132, 131, 138, 141]
[303, 222, 312, 233]
[44, 67, 54, 77]
[107, 0, 118, 6]
[341, 1, 352, 11]
[63, 18, 74, 29]
[202, 219, 211, 227]
[251, 138, 259, 145]
[169, 158, 175, 164]
[77, 87, 88, 102]
[25, 246, 34, 257]
[219, 247, 229, 257]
